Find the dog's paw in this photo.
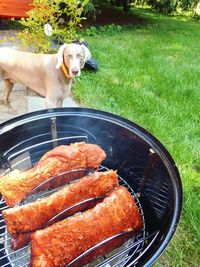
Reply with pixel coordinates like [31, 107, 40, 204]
[10, 108, 17, 115]
[7, 105, 16, 115]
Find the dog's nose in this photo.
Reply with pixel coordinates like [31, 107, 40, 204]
[71, 68, 79, 76]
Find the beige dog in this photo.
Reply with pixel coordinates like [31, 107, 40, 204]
[0, 43, 91, 113]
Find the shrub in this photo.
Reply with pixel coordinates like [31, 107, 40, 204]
[16, 0, 89, 53]
[132, 0, 199, 14]
[82, 0, 133, 15]
[146, 0, 177, 13]
[84, 24, 122, 36]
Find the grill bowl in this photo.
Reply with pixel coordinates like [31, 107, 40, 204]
[0, 108, 182, 267]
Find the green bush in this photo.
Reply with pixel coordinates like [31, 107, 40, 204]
[132, 0, 199, 14]
[84, 24, 122, 36]
[82, 0, 133, 15]
[147, 0, 177, 12]
[83, 0, 200, 15]
[17, 0, 89, 53]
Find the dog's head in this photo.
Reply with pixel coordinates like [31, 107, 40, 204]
[56, 43, 91, 78]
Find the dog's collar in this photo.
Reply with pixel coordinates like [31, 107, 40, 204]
[61, 61, 71, 79]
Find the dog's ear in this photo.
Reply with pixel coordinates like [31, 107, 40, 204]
[81, 45, 91, 69]
[56, 44, 68, 69]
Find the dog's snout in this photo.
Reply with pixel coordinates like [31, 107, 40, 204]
[71, 68, 79, 76]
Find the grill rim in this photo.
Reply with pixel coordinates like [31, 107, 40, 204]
[0, 107, 183, 267]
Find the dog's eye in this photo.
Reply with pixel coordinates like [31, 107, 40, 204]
[77, 53, 83, 59]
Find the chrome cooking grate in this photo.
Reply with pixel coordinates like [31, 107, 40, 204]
[0, 134, 157, 267]
[0, 170, 147, 267]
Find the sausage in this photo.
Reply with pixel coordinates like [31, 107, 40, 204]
[30, 186, 143, 267]
[0, 142, 106, 206]
[3, 170, 118, 237]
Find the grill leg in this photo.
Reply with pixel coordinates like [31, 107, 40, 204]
[50, 117, 58, 147]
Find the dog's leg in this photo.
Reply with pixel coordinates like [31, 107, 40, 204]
[2, 79, 16, 114]
[45, 98, 57, 109]
[56, 98, 63, 108]
[45, 98, 63, 109]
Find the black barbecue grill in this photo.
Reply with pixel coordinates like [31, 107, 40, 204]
[0, 108, 182, 267]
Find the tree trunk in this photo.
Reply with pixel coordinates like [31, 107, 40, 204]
[122, 0, 130, 12]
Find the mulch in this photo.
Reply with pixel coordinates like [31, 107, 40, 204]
[82, 7, 144, 27]
[0, 6, 144, 31]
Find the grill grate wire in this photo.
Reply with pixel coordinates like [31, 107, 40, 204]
[0, 168, 150, 267]
[0, 135, 157, 267]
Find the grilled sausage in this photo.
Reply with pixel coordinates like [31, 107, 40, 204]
[30, 186, 143, 267]
[3, 171, 118, 237]
[0, 142, 106, 206]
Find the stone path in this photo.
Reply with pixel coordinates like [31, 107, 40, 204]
[0, 90, 26, 123]
[0, 30, 79, 124]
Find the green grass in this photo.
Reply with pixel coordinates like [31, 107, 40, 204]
[75, 8, 200, 267]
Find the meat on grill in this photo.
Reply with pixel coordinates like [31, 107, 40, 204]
[3, 170, 118, 237]
[11, 232, 31, 251]
[30, 186, 143, 267]
[0, 142, 106, 206]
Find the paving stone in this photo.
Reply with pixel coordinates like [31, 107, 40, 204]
[0, 90, 27, 123]
[27, 94, 79, 113]
[63, 96, 79, 107]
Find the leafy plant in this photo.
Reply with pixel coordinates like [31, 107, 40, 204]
[132, 0, 200, 15]
[16, 0, 89, 53]
[83, 0, 98, 16]
[84, 24, 122, 36]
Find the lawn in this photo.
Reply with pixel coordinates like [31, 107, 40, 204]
[75, 7, 200, 267]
